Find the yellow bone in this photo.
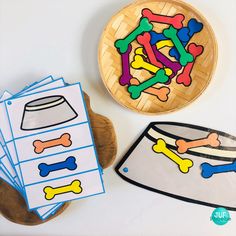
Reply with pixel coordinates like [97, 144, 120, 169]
[135, 47, 147, 58]
[131, 55, 172, 76]
[156, 40, 174, 49]
[135, 40, 173, 57]
[152, 139, 193, 174]
[44, 179, 82, 200]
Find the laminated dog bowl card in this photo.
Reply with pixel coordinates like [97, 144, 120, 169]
[116, 122, 236, 211]
[2, 78, 66, 188]
[0, 78, 63, 219]
[0, 76, 104, 218]
[0, 77, 76, 218]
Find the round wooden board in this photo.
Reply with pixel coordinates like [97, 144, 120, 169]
[98, 0, 218, 115]
[0, 92, 117, 226]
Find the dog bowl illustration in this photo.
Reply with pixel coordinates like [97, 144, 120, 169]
[21, 95, 78, 131]
[116, 122, 236, 210]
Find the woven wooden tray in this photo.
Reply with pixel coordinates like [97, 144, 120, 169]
[98, 0, 217, 115]
[0, 92, 117, 225]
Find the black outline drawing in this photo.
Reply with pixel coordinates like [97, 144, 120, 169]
[115, 122, 236, 211]
[20, 95, 78, 131]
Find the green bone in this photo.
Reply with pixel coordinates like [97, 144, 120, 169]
[115, 17, 153, 54]
[128, 69, 169, 99]
[163, 26, 194, 66]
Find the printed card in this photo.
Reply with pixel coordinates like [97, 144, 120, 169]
[2, 78, 66, 186]
[0, 77, 66, 219]
[25, 170, 104, 209]
[4, 83, 104, 209]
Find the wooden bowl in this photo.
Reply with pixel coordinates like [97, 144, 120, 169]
[98, 0, 217, 115]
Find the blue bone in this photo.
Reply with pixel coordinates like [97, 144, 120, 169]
[201, 161, 236, 179]
[38, 156, 77, 177]
[169, 18, 203, 60]
[150, 28, 189, 45]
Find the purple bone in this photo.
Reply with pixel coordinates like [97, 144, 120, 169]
[152, 45, 182, 79]
[118, 44, 133, 86]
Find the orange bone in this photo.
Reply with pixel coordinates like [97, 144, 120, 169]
[176, 133, 221, 154]
[33, 133, 72, 154]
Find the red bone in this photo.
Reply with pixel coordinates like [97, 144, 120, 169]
[176, 43, 204, 87]
[137, 32, 163, 68]
[142, 8, 185, 29]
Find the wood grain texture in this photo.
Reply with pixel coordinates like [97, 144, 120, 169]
[98, 0, 218, 115]
[0, 92, 117, 225]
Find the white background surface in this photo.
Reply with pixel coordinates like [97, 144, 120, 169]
[0, 0, 236, 235]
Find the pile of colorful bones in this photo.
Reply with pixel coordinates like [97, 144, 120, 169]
[114, 8, 204, 102]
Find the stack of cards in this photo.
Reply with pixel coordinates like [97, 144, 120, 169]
[0, 76, 105, 220]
